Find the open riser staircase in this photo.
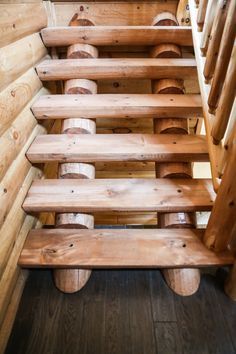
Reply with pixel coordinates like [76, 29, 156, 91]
[18, 1, 235, 296]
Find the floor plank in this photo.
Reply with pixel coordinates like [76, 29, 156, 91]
[127, 271, 156, 354]
[6, 269, 236, 354]
[155, 322, 182, 354]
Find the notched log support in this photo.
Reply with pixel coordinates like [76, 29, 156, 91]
[53, 35, 98, 293]
[151, 11, 200, 296]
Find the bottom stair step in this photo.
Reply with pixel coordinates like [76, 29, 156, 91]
[18, 229, 234, 268]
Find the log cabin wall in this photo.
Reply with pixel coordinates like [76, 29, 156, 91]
[0, 1, 51, 352]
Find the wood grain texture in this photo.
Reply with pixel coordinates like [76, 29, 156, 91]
[18, 228, 234, 268]
[41, 26, 193, 47]
[207, 0, 236, 112]
[211, 46, 236, 144]
[0, 167, 42, 278]
[31, 94, 202, 119]
[36, 58, 197, 80]
[0, 33, 47, 91]
[0, 216, 36, 329]
[6, 269, 236, 354]
[23, 178, 215, 213]
[0, 3, 47, 48]
[0, 68, 42, 137]
[0, 270, 28, 354]
[189, 0, 222, 190]
[204, 123, 236, 251]
[53, 2, 178, 26]
[0, 88, 49, 181]
[27, 134, 209, 163]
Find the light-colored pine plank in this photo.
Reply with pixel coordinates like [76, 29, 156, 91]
[41, 26, 193, 47]
[36, 58, 197, 80]
[27, 134, 209, 163]
[23, 178, 215, 213]
[32, 94, 202, 119]
[18, 228, 233, 268]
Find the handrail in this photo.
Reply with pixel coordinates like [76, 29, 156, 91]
[189, 0, 236, 252]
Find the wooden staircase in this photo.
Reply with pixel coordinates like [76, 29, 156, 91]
[19, 20, 234, 294]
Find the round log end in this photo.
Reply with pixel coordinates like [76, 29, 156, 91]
[65, 79, 97, 95]
[162, 268, 201, 296]
[150, 44, 181, 59]
[53, 269, 92, 293]
[56, 212, 94, 229]
[155, 162, 192, 179]
[59, 163, 95, 179]
[67, 44, 98, 59]
[62, 118, 96, 134]
[151, 12, 178, 26]
[152, 79, 185, 95]
[154, 118, 188, 135]
[69, 14, 95, 27]
[158, 212, 196, 228]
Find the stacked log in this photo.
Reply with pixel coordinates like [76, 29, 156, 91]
[151, 12, 200, 296]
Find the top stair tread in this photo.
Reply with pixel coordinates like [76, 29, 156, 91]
[41, 26, 193, 47]
[36, 58, 197, 80]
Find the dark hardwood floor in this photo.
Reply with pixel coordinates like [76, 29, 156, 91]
[6, 266, 236, 354]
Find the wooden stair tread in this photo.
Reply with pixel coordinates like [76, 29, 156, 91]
[41, 26, 193, 47]
[32, 94, 202, 119]
[27, 134, 209, 163]
[18, 228, 234, 268]
[36, 58, 197, 80]
[23, 178, 215, 213]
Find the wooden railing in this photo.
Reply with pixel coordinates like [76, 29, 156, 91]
[190, 0, 236, 247]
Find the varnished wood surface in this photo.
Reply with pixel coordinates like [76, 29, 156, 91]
[41, 26, 193, 47]
[36, 58, 197, 80]
[18, 228, 234, 268]
[6, 267, 236, 354]
[27, 134, 209, 163]
[31, 94, 202, 119]
[23, 178, 215, 213]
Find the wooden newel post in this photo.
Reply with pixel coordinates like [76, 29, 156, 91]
[53, 42, 98, 293]
[151, 12, 200, 296]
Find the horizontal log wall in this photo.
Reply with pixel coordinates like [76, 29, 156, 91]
[0, 1, 48, 353]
